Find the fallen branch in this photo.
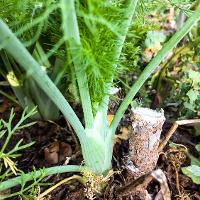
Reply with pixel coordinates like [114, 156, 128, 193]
[158, 119, 200, 152]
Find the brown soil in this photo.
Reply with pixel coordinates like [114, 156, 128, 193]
[0, 96, 200, 200]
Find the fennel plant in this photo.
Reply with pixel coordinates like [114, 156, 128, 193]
[0, 0, 200, 194]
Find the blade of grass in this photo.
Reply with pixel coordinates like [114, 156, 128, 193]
[0, 90, 19, 105]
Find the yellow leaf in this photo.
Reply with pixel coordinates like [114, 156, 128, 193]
[107, 115, 114, 127]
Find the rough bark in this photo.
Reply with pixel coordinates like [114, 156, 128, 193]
[127, 107, 165, 178]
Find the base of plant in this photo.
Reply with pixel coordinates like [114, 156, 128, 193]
[82, 169, 116, 199]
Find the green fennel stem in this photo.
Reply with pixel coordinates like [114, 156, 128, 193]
[110, 8, 200, 134]
[0, 19, 111, 174]
[97, 0, 139, 125]
[0, 165, 84, 192]
[0, 2, 200, 186]
[0, 19, 86, 143]
[61, 0, 94, 128]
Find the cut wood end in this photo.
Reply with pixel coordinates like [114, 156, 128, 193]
[128, 107, 166, 178]
[132, 107, 165, 123]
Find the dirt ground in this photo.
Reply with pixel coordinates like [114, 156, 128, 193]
[0, 95, 200, 200]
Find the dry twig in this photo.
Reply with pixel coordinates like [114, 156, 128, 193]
[158, 119, 200, 152]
